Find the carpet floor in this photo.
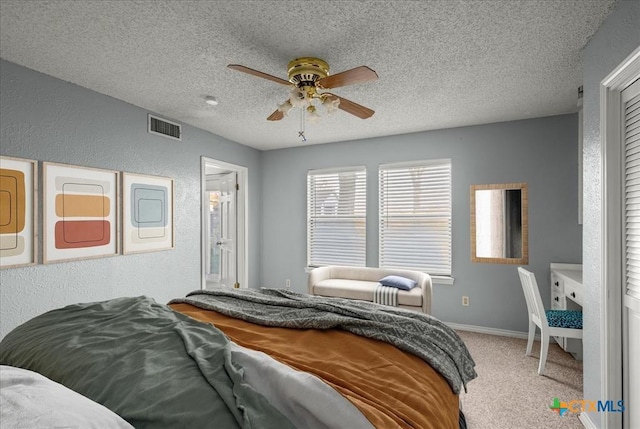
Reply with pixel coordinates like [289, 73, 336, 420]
[457, 330, 584, 429]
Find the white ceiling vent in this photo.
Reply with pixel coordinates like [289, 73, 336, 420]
[148, 114, 181, 141]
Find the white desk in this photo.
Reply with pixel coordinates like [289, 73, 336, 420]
[550, 263, 583, 359]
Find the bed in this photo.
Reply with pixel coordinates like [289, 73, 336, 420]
[0, 287, 476, 428]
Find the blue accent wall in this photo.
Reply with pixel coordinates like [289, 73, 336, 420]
[260, 114, 582, 332]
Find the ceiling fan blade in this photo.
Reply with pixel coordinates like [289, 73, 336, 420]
[326, 94, 375, 119]
[228, 64, 291, 86]
[267, 110, 284, 121]
[316, 66, 378, 89]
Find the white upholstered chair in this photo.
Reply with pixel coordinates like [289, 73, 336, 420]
[517, 267, 583, 375]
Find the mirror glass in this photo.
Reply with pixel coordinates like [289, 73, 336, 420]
[471, 183, 528, 264]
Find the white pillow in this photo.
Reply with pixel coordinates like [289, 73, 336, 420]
[0, 365, 134, 429]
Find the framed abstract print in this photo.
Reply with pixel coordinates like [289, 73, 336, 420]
[0, 156, 37, 268]
[43, 162, 119, 263]
[122, 172, 174, 254]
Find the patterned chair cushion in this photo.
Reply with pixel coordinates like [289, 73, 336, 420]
[545, 310, 583, 329]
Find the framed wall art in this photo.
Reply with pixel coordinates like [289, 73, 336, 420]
[0, 156, 38, 268]
[122, 172, 174, 254]
[43, 162, 119, 263]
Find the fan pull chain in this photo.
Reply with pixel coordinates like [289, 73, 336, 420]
[298, 107, 307, 142]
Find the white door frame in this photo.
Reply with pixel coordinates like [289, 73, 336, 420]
[201, 156, 248, 290]
[600, 46, 640, 429]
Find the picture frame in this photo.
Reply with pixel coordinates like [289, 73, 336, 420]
[122, 172, 175, 254]
[43, 162, 119, 263]
[0, 156, 38, 269]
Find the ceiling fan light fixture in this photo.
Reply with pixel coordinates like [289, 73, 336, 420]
[322, 95, 340, 114]
[227, 57, 378, 141]
[288, 87, 309, 108]
[306, 105, 322, 123]
[277, 99, 294, 115]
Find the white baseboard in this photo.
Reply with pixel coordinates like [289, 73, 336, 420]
[446, 322, 543, 341]
[578, 412, 596, 429]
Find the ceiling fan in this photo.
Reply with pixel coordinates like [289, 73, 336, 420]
[227, 57, 378, 122]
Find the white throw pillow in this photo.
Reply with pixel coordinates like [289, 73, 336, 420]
[0, 365, 134, 429]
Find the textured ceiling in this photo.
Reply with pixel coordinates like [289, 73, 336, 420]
[0, 0, 617, 150]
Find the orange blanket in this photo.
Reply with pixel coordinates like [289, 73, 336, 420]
[170, 303, 459, 429]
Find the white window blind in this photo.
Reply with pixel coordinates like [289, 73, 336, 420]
[307, 167, 366, 267]
[624, 79, 640, 299]
[379, 159, 452, 275]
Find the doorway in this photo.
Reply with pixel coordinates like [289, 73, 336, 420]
[201, 157, 248, 289]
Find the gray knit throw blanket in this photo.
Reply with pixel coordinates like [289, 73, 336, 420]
[170, 287, 477, 394]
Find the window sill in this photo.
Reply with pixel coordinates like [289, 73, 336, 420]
[431, 275, 454, 285]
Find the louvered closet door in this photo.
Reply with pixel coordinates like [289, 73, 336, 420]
[623, 77, 640, 429]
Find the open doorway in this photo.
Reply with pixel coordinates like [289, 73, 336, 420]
[201, 157, 248, 289]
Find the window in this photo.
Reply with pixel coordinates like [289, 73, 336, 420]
[307, 167, 366, 267]
[379, 159, 452, 275]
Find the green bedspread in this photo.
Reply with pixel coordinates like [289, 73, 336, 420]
[0, 296, 295, 429]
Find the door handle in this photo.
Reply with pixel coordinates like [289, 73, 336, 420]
[216, 241, 223, 245]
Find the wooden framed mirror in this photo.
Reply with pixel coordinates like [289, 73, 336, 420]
[470, 183, 528, 264]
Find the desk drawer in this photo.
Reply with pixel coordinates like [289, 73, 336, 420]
[551, 295, 567, 310]
[551, 290, 565, 310]
[551, 274, 564, 294]
[564, 282, 583, 306]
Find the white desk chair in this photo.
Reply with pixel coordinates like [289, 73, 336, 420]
[517, 267, 583, 375]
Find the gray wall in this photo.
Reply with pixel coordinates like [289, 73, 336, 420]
[0, 59, 263, 339]
[260, 115, 582, 332]
[582, 0, 640, 426]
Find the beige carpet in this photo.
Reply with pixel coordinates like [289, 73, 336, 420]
[457, 330, 584, 429]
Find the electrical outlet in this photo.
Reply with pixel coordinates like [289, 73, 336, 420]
[285, 279, 291, 288]
[462, 296, 469, 306]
